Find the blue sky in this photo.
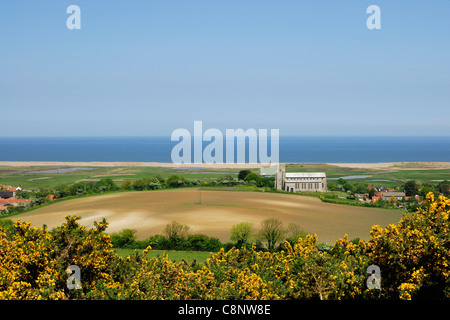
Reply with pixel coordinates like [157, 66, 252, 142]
[0, 0, 449, 136]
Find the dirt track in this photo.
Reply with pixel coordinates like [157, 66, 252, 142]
[10, 190, 403, 244]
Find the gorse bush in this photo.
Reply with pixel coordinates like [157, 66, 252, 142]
[0, 192, 448, 300]
[0, 215, 115, 299]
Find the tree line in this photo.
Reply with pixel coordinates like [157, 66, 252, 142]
[109, 218, 310, 252]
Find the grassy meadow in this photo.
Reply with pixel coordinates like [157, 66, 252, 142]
[114, 248, 211, 263]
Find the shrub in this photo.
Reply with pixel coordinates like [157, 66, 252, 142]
[110, 229, 137, 248]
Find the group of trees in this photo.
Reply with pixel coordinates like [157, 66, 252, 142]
[54, 178, 119, 198]
[237, 170, 274, 188]
[1, 192, 448, 300]
[231, 219, 308, 251]
[110, 222, 223, 252]
[328, 178, 369, 194]
[120, 171, 274, 191]
[404, 180, 450, 198]
[121, 175, 202, 191]
[110, 218, 308, 253]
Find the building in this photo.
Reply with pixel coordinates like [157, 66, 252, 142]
[380, 191, 406, 201]
[0, 190, 15, 199]
[275, 166, 327, 192]
[0, 185, 22, 199]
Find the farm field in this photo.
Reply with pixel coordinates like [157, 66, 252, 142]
[8, 189, 403, 244]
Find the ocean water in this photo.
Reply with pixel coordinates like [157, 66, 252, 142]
[0, 136, 449, 163]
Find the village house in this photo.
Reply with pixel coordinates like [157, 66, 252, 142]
[370, 191, 407, 203]
[0, 190, 15, 199]
[0, 184, 23, 198]
[275, 166, 327, 193]
[380, 191, 406, 201]
[0, 185, 31, 211]
[371, 195, 381, 203]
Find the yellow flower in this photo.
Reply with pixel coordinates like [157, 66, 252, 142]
[143, 245, 152, 255]
[426, 191, 434, 202]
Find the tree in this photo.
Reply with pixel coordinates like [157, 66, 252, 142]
[96, 178, 118, 192]
[336, 178, 353, 193]
[132, 178, 146, 191]
[260, 177, 275, 188]
[121, 180, 132, 190]
[438, 180, 450, 197]
[285, 222, 307, 245]
[404, 180, 419, 196]
[368, 188, 376, 200]
[354, 183, 368, 194]
[238, 170, 252, 181]
[166, 175, 188, 188]
[419, 183, 434, 198]
[259, 218, 286, 251]
[164, 221, 190, 243]
[244, 173, 261, 185]
[230, 222, 254, 247]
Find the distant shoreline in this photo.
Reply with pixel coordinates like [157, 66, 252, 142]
[1, 161, 450, 171]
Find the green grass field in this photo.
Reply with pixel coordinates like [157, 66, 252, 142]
[114, 248, 212, 263]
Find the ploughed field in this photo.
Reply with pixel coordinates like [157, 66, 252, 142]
[12, 190, 403, 244]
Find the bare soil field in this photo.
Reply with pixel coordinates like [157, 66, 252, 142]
[10, 190, 403, 244]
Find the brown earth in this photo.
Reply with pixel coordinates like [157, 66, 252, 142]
[10, 190, 403, 244]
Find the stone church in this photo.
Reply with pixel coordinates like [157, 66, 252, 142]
[275, 166, 327, 193]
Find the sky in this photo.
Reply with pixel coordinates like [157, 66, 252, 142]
[0, 0, 449, 137]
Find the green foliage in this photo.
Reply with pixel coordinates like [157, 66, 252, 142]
[110, 229, 137, 248]
[403, 180, 419, 196]
[238, 170, 252, 181]
[284, 222, 308, 247]
[230, 222, 254, 247]
[243, 173, 274, 188]
[438, 180, 450, 197]
[164, 221, 190, 242]
[131, 177, 162, 190]
[258, 218, 286, 251]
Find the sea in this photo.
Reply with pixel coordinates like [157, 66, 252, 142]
[0, 136, 449, 163]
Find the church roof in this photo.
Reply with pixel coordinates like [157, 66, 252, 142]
[285, 172, 326, 178]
